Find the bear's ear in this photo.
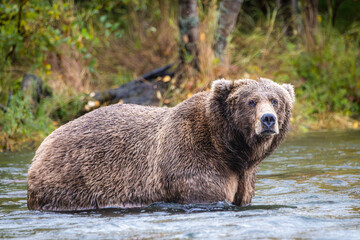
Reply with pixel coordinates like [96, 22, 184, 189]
[282, 83, 295, 105]
[210, 79, 234, 100]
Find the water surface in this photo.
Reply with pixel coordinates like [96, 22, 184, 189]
[1, 131, 359, 239]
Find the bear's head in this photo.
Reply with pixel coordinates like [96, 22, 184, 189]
[206, 78, 295, 157]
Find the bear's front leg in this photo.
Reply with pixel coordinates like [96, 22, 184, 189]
[233, 167, 258, 206]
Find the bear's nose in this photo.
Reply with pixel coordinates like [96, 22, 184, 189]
[261, 113, 276, 128]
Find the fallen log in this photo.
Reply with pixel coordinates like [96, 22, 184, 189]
[85, 63, 175, 110]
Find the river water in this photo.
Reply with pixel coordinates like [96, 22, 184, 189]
[1, 131, 359, 239]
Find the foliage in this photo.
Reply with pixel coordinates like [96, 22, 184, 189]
[0, 0, 360, 150]
[0, 0, 100, 150]
[293, 31, 360, 116]
[0, 90, 53, 151]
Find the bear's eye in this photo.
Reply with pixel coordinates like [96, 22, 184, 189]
[272, 99, 278, 106]
[248, 100, 257, 107]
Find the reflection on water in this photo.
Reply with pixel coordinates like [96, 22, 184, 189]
[1, 131, 359, 239]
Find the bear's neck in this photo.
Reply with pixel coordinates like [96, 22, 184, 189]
[224, 117, 290, 171]
[221, 131, 268, 170]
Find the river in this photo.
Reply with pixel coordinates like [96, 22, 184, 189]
[1, 131, 359, 239]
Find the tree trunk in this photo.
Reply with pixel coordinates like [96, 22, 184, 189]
[5, 0, 26, 63]
[178, 0, 199, 69]
[302, 0, 319, 49]
[213, 0, 243, 59]
[330, 0, 343, 26]
[278, 0, 301, 36]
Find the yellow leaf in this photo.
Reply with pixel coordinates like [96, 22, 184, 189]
[162, 76, 171, 82]
[200, 33, 206, 42]
[95, 101, 100, 107]
[353, 121, 359, 128]
[85, 100, 100, 111]
[187, 93, 193, 99]
[317, 15, 322, 22]
[156, 90, 162, 100]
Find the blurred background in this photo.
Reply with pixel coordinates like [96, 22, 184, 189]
[1, 0, 359, 151]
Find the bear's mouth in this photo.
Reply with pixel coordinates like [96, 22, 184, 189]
[260, 129, 277, 136]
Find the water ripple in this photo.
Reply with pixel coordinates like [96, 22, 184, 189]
[1, 131, 360, 239]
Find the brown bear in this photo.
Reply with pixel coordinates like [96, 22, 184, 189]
[27, 78, 295, 211]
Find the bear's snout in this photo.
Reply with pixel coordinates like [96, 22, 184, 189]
[261, 113, 276, 128]
[258, 113, 279, 136]
[254, 101, 279, 136]
[259, 113, 278, 136]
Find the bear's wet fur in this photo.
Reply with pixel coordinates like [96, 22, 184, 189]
[27, 78, 295, 211]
